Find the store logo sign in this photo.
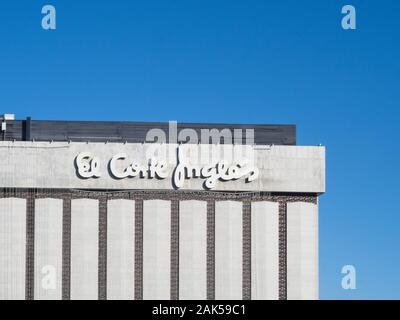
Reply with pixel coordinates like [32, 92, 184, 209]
[74, 148, 259, 190]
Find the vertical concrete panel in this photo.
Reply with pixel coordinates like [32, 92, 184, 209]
[34, 198, 63, 300]
[251, 201, 279, 300]
[179, 200, 207, 300]
[143, 200, 171, 300]
[0, 198, 26, 300]
[287, 202, 318, 300]
[70, 199, 98, 300]
[107, 199, 135, 300]
[215, 201, 242, 300]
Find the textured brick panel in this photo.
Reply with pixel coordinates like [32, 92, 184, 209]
[242, 201, 251, 300]
[170, 199, 179, 300]
[98, 197, 108, 300]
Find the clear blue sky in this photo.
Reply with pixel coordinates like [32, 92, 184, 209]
[1, 0, 399, 299]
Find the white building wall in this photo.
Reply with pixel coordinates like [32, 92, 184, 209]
[143, 200, 171, 300]
[70, 199, 99, 300]
[0, 198, 26, 300]
[107, 199, 135, 300]
[0, 142, 326, 194]
[0, 142, 325, 300]
[215, 201, 242, 300]
[251, 201, 279, 300]
[287, 202, 318, 300]
[179, 200, 207, 300]
[34, 198, 63, 300]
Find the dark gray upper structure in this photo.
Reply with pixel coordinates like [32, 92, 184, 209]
[1, 117, 296, 145]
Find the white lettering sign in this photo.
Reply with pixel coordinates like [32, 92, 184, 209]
[75, 148, 259, 190]
[172, 148, 258, 189]
[109, 153, 168, 179]
[75, 152, 101, 178]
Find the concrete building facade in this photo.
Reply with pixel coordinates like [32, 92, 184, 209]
[0, 118, 325, 300]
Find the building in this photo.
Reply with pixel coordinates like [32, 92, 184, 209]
[0, 116, 325, 300]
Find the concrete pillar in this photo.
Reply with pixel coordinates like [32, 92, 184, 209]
[179, 200, 207, 300]
[70, 199, 99, 300]
[251, 201, 279, 300]
[34, 198, 63, 300]
[287, 202, 318, 300]
[215, 201, 242, 300]
[107, 199, 135, 300]
[143, 200, 171, 300]
[0, 198, 26, 300]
